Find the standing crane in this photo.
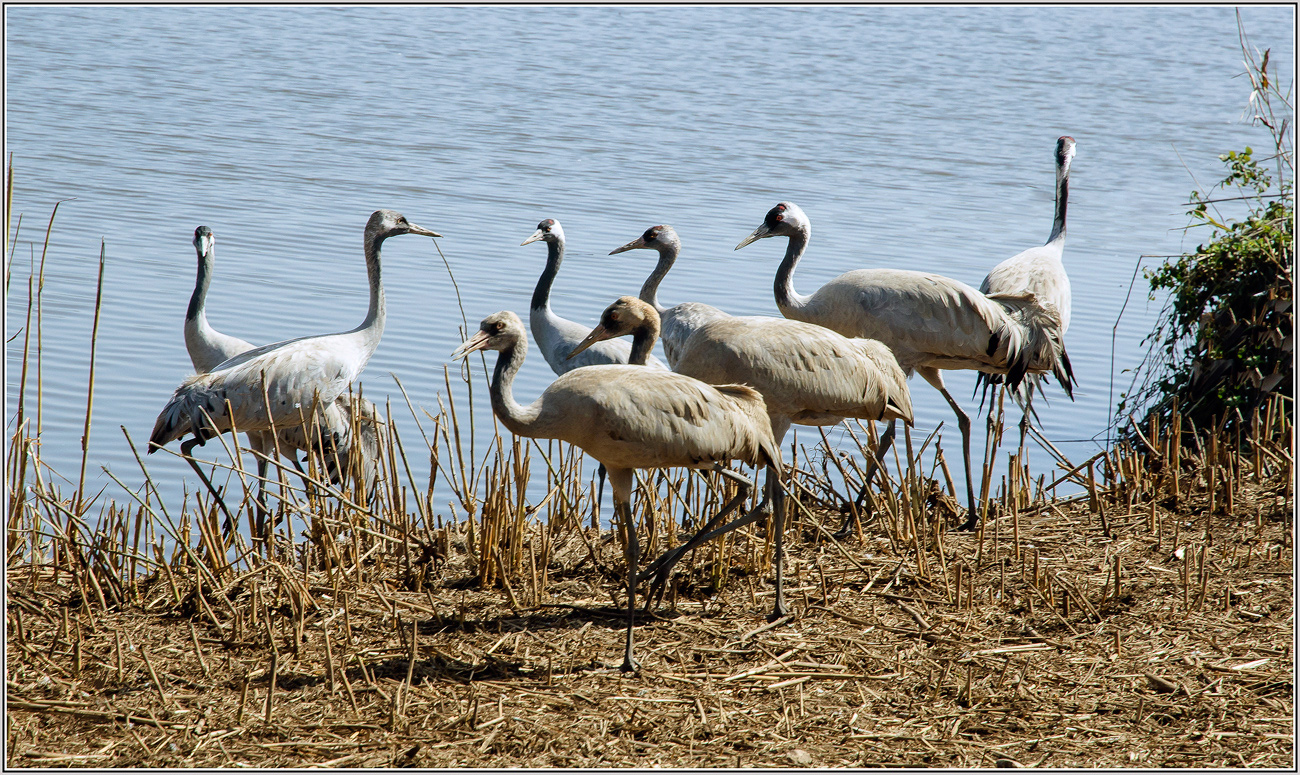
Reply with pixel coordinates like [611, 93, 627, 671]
[521, 218, 667, 522]
[571, 296, 911, 614]
[151, 210, 439, 525]
[184, 226, 383, 529]
[454, 310, 778, 671]
[976, 136, 1077, 451]
[737, 201, 1064, 532]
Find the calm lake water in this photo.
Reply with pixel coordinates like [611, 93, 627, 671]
[6, 6, 1294, 521]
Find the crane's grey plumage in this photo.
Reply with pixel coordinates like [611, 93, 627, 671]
[571, 296, 912, 615]
[186, 227, 384, 508]
[976, 136, 1077, 444]
[455, 310, 778, 672]
[609, 225, 728, 369]
[153, 211, 438, 519]
[738, 200, 1060, 532]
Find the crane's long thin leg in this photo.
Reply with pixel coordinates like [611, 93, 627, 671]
[769, 463, 789, 621]
[1018, 387, 1034, 460]
[181, 438, 235, 530]
[834, 419, 897, 539]
[639, 466, 757, 599]
[619, 498, 639, 673]
[919, 368, 978, 531]
[595, 463, 607, 527]
[601, 466, 639, 672]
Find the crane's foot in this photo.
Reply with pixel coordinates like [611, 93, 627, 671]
[956, 510, 979, 532]
[768, 597, 790, 622]
[830, 516, 856, 541]
[620, 656, 639, 673]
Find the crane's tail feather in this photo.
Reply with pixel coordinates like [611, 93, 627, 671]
[148, 376, 228, 452]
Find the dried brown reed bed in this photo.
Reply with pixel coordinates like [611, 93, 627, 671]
[6, 388, 1293, 768]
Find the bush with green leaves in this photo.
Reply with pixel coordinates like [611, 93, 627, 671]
[1122, 40, 1293, 435]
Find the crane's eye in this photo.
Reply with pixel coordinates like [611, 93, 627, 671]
[609, 311, 621, 322]
[494, 322, 505, 332]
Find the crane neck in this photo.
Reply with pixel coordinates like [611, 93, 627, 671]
[638, 243, 676, 315]
[628, 316, 661, 366]
[489, 336, 541, 435]
[531, 237, 563, 314]
[1047, 161, 1069, 246]
[773, 226, 814, 316]
[185, 246, 213, 330]
[355, 229, 387, 351]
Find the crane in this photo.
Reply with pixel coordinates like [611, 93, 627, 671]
[151, 210, 439, 526]
[454, 310, 779, 671]
[522, 218, 667, 522]
[184, 226, 383, 529]
[571, 296, 911, 613]
[737, 201, 1064, 532]
[976, 136, 1077, 451]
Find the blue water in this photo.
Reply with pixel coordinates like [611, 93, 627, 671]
[5, 6, 1294, 521]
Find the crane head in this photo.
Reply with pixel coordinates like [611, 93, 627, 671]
[569, 296, 657, 360]
[452, 310, 523, 359]
[609, 224, 677, 255]
[193, 225, 214, 257]
[735, 201, 807, 249]
[1056, 137, 1076, 172]
[366, 209, 442, 240]
[521, 218, 564, 247]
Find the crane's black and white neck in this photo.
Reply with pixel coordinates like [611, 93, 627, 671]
[736, 201, 814, 316]
[523, 218, 566, 315]
[522, 218, 665, 373]
[1047, 136, 1075, 246]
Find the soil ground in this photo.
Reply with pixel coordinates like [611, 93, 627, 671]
[6, 465, 1293, 768]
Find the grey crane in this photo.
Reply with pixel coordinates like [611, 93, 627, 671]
[975, 136, 1078, 450]
[571, 296, 912, 617]
[521, 218, 667, 522]
[454, 310, 778, 671]
[737, 201, 1064, 532]
[151, 210, 439, 523]
[184, 226, 383, 529]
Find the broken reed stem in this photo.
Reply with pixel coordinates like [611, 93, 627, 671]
[73, 241, 106, 515]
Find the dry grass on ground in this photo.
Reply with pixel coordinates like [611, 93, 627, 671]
[7, 429, 1293, 768]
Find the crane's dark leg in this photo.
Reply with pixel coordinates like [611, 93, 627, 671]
[639, 466, 757, 603]
[919, 368, 978, 531]
[1018, 388, 1034, 459]
[769, 464, 789, 621]
[621, 500, 639, 673]
[606, 468, 639, 672]
[595, 463, 607, 527]
[834, 419, 897, 539]
[181, 438, 235, 530]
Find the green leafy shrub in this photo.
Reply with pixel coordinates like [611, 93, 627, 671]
[1122, 38, 1293, 435]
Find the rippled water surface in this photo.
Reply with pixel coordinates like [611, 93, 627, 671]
[6, 6, 1294, 517]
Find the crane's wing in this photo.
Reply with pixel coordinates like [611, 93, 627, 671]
[547, 367, 773, 471]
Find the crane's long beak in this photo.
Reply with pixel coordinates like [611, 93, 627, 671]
[609, 236, 645, 255]
[451, 330, 491, 360]
[520, 229, 545, 246]
[734, 223, 771, 250]
[567, 324, 611, 360]
[407, 223, 443, 239]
